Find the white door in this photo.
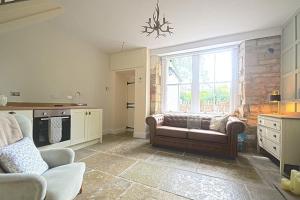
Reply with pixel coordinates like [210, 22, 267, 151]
[127, 82, 135, 129]
[86, 109, 102, 141]
[70, 109, 86, 145]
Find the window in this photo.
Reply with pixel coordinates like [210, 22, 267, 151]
[163, 47, 238, 113]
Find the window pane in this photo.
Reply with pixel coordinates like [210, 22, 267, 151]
[199, 54, 214, 83]
[166, 85, 178, 112]
[179, 84, 191, 112]
[215, 83, 231, 113]
[215, 51, 232, 82]
[167, 56, 192, 84]
[199, 84, 214, 112]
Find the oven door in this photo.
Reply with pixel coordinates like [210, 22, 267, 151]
[33, 116, 71, 147]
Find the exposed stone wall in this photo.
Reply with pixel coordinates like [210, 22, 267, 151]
[238, 36, 281, 151]
[150, 56, 162, 114]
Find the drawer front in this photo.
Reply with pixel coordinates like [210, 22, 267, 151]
[265, 139, 280, 159]
[257, 125, 267, 138]
[258, 134, 264, 148]
[0, 110, 33, 119]
[258, 117, 281, 131]
[265, 129, 281, 144]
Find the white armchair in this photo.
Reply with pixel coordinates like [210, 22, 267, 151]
[0, 115, 86, 200]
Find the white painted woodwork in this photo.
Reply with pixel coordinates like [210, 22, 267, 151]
[86, 109, 102, 141]
[0, 0, 63, 34]
[71, 109, 102, 145]
[70, 109, 86, 145]
[257, 114, 300, 175]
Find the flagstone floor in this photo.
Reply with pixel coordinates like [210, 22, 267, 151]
[75, 132, 287, 200]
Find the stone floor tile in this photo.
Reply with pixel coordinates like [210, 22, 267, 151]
[246, 185, 285, 200]
[109, 145, 156, 160]
[120, 161, 170, 188]
[86, 135, 131, 152]
[196, 158, 265, 186]
[119, 183, 188, 200]
[75, 148, 97, 161]
[121, 161, 251, 200]
[81, 152, 136, 175]
[146, 151, 200, 172]
[76, 170, 131, 200]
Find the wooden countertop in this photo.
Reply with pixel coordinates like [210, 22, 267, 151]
[0, 102, 99, 110]
[260, 113, 300, 119]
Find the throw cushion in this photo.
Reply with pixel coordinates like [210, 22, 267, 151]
[209, 115, 230, 133]
[187, 115, 202, 129]
[0, 114, 23, 148]
[0, 137, 48, 174]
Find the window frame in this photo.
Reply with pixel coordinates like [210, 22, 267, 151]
[162, 45, 239, 114]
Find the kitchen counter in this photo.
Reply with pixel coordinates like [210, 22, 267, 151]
[0, 102, 98, 110]
[260, 113, 300, 119]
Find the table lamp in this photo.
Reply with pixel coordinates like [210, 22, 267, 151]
[269, 90, 281, 114]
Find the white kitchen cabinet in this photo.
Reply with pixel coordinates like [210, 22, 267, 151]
[70, 109, 102, 145]
[86, 109, 102, 141]
[70, 110, 86, 145]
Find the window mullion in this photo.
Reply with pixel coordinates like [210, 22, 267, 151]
[213, 54, 216, 112]
[191, 55, 200, 113]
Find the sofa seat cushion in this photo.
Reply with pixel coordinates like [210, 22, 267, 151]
[42, 162, 85, 200]
[188, 129, 228, 144]
[156, 126, 188, 138]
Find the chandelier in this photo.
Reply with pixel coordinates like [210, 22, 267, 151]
[142, 0, 174, 38]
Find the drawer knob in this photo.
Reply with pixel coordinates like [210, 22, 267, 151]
[273, 123, 277, 126]
[273, 135, 277, 138]
[259, 120, 262, 123]
[260, 138, 263, 142]
[259, 129, 262, 132]
[273, 146, 276, 150]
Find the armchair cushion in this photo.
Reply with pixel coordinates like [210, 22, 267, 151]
[0, 137, 48, 175]
[42, 162, 85, 200]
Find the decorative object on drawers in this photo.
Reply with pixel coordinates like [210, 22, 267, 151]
[257, 114, 300, 175]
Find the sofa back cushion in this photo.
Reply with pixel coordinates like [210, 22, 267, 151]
[163, 114, 188, 128]
[163, 114, 213, 129]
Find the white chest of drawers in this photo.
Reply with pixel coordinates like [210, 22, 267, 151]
[257, 114, 300, 175]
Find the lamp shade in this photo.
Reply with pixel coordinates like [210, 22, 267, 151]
[270, 94, 281, 102]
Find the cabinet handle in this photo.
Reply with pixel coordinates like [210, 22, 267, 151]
[273, 146, 276, 150]
[85, 112, 88, 115]
[259, 129, 262, 132]
[273, 135, 277, 138]
[273, 123, 277, 126]
[259, 120, 262, 123]
[8, 111, 16, 114]
[89, 112, 91, 115]
[260, 138, 263, 142]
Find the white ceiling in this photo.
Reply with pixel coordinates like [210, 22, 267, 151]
[51, 0, 300, 53]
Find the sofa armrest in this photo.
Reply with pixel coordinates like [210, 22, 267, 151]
[146, 114, 164, 143]
[0, 173, 47, 200]
[226, 117, 246, 158]
[40, 148, 75, 168]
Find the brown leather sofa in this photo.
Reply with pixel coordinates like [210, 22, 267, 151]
[146, 114, 245, 158]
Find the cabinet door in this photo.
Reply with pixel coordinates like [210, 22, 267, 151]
[86, 109, 102, 141]
[71, 109, 86, 145]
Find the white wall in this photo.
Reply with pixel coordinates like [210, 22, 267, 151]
[0, 22, 112, 131]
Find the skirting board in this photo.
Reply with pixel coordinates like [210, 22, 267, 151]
[106, 128, 127, 134]
[70, 139, 100, 151]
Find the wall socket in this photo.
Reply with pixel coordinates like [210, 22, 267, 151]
[10, 91, 20, 96]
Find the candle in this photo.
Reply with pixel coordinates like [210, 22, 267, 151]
[290, 170, 300, 191]
[281, 178, 291, 190]
[292, 177, 300, 195]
